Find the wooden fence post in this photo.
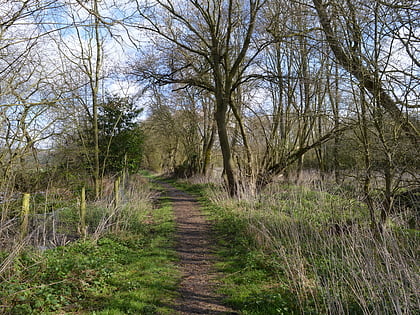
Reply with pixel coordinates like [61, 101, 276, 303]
[114, 177, 120, 209]
[20, 193, 30, 239]
[122, 170, 126, 192]
[122, 153, 127, 191]
[80, 187, 86, 238]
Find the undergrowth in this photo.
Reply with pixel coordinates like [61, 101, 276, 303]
[0, 178, 179, 314]
[176, 178, 420, 315]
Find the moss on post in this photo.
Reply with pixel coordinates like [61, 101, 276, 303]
[20, 193, 30, 240]
[114, 177, 120, 209]
[80, 187, 86, 238]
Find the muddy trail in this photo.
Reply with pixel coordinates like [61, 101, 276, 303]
[159, 182, 237, 315]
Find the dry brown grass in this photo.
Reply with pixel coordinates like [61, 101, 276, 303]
[0, 174, 156, 277]
[192, 174, 420, 314]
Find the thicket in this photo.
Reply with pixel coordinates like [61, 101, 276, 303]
[53, 95, 144, 178]
[0, 93, 146, 253]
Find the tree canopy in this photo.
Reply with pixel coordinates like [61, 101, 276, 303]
[0, 0, 418, 216]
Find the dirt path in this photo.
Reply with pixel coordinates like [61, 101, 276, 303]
[160, 182, 237, 315]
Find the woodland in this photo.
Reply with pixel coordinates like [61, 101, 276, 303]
[0, 0, 419, 314]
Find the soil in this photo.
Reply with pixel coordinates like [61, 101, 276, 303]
[159, 182, 238, 315]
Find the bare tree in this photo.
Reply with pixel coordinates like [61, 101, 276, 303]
[249, 0, 349, 187]
[0, 1, 66, 186]
[132, 0, 267, 196]
[312, 0, 419, 143]
[311, 0, 419, 229]
[46, 0, 119, 197]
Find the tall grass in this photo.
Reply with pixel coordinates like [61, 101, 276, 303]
[91, 174, 157, 239]
[198, 177, 419, 314]
[0, 174, 156, 277]
[0, 174, 178, 314]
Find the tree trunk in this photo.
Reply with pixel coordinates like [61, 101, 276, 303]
[329, 64, 341, 183]
[215, 100, 237, 197]
[201, 122, 216, 176]
[359, 90, 379, 231]
[92, 0, 102, 199]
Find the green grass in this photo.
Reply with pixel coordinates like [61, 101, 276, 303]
[172, 179, 419, 315]
[0, 194, 180, 315]
[207, 204, 301, 314]
[156, 177, 296, 314]
[10, 174, 413, 315]
[169, 180, 300, 314]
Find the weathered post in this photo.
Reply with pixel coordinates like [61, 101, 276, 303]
[122, 153, 127, 191]
[114, 177, 120, 209]
[113, 177, 121, 232]
[80, 187, 86, 238]
[20, 193, 30, 240]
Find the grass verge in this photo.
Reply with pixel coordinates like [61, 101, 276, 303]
[173, 178, 419, 315]
[0, 185, 179, 315]
[172, 180, 298, 314]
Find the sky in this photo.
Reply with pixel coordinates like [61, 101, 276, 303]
[1, 0, 419, 150]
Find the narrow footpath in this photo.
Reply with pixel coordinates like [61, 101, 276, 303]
[159, 182, 237, 315]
